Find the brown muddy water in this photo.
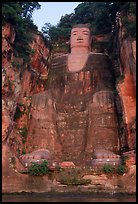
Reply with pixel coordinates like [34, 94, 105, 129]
[2, 192, 136, 202]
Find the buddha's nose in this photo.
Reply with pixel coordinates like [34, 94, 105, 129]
[77, 35, 83, 40]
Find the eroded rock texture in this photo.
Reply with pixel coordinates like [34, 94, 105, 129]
[2, 23, 51, 191]
[2, 23, 50, 156]
[113, 12, 136, 153]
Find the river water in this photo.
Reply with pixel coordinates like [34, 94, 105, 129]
[2, 193, 136, 202]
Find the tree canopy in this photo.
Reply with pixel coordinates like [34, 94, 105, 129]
[41, 2, 135, 44]
[2, 2, 41, 63]
[2, 2, 135, 61]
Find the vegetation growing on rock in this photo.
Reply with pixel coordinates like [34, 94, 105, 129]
[2, 2, 41, 63]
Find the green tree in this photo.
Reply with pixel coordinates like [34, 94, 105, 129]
[42, 24, 71, 43]
[41, 22, 52, 40]
[2, 2, 41, 64]
[58, 13, 75, 28]
[41, 2, 135, 45]
[18, 2, 41, 18]
[2, 3, 22, 25]
[94, 10, 112, 34]
[41, 2, 117, 42]
[74, 2, 94, 24]
[129, 2, 136, 15]
[2, 2, 40, 25]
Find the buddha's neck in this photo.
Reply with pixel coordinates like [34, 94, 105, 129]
[71, 47, 90, 55]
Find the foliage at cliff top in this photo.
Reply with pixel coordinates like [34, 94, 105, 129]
[2, 2, 135, 62]
[2, 2, 41, 64]
[121, 2, 136, 38]
[41, 2, 136, 44]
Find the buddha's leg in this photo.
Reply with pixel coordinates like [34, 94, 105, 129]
[87, 90, 121, 166]
[23, 91, 62, 161]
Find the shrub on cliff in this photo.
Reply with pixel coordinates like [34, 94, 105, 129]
[116, 164, 127, 175]
[103, 164, 114, 174]
[102, 164, 127, 175]
[27, 160, 50, 176]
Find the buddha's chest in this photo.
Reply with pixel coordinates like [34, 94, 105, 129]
[53, 71, 93, 115]
[64, 71, 92, 96]
[67, 54, 89, 72]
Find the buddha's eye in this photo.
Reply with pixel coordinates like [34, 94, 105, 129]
[72, 32, 77, 35]
[83, 31, 89, 35]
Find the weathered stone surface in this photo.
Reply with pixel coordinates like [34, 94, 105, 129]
[114, 12, 136, 152]
[59, 161, 76, 168]
[118, 165, 136, 193]
[2, 100, 12, 142]
[2, 22, 51, 192]
[117, 74, 136, 151]
[105, 177, 118, 189]
[122, 150, 136, 167]
[2, 22, 50, 154]
[83, 174, 108, 185]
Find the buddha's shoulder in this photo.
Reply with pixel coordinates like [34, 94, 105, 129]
[88, 52, 111, 65]
[89, 52, 109, 59]
[51, 54, 68, 64]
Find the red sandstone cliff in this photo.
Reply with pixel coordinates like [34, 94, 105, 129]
[115, 12, 136, 152]
[2, 23, 50, 157]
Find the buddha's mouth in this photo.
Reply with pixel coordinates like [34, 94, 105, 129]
[77, 40, 83, 43]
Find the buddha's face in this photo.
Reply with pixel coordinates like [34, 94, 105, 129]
[70, 27, 91, 49]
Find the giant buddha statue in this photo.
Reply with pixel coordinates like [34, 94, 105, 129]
[20, 24, 121, 167]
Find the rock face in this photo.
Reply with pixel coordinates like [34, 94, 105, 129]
[117, 74, 136, 150]
[2, 23, 50, 156]
[2, 23, 51, 191]
[113, 12, 136, 152]
[59, 161, 76, 168]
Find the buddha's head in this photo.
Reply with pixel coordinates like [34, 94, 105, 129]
[70, 24, 92, 51]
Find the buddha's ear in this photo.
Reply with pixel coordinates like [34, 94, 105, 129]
[68, 39, 71, 52]
[90, 36, 93, 44]
[89, 36, 93, 51]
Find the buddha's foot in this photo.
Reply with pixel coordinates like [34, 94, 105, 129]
[91, 149, 122, 167]
[19, 149, 52, 167]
